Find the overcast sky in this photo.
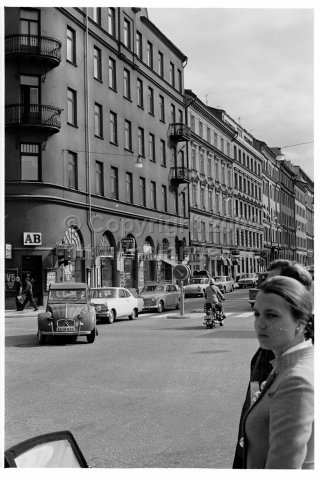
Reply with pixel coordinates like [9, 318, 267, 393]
[148, 6, 314, 180]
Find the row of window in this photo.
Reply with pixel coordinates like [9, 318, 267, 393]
[191, 147, 232, 184]
[234, 147, 261, 176]
[190, 118, 232, 155]
[234, 172, 261, 200]
[234, 200, 262, 224]
[68, 14, 183, 92]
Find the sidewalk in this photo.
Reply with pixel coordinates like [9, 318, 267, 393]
[5, 307, 46, 318]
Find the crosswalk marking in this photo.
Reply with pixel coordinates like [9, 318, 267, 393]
[231, 312, 254, 318]
[145, 311, 254, 319]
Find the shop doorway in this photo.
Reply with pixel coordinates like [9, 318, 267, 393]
[22, 255, 43, 305]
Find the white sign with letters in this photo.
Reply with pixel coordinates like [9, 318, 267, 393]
[23, 232, 42, 246]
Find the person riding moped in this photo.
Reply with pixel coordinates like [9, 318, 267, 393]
[204, 278, 226, 322]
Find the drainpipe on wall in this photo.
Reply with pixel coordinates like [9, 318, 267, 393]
[84, 8, 96, 286]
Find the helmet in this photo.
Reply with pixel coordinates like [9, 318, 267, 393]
[209, 278, 215, 285]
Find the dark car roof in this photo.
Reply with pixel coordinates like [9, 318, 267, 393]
[49, 282, 88, 289]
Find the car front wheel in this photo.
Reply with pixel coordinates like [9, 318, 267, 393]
[87, 327, 96, 343]
[128, 308, 138, 320]
[37, 329, 46, 346]
[108, 310, 115, 324]
[157, 301, 164, 313]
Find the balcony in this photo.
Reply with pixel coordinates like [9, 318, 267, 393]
[5, 35, 61, 68]
[6, 104, 62, 134]
[170, 166, 191, 185]
[169, 123, 191, 142]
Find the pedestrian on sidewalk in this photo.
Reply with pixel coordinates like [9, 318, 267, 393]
[14, 276, 23, 311]
[20, 277, 38, 312]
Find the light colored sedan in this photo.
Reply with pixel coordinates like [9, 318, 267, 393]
[128, 288, 144, 313]
[238, 273, 259, 288]
[214, 276, 235, 293]
[183, 278, 210, 297]
[90, 287, 139, 323]
[140, 284, 180, 313]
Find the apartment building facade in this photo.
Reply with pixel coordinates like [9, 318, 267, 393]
[5, 7, 190, 307]
[255, 140, 281, 268]
[185, 90, 239, 278]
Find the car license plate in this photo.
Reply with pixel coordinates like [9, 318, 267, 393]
[57, 326, 75, 332]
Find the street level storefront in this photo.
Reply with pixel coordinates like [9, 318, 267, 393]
[4, 202, 188, 307]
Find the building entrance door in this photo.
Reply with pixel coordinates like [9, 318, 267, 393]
[22, 255, 43, 305]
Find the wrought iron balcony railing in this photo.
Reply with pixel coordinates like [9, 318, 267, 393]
[169, 123, 191, 142]
[5, 104, 62, 133]
[170, 166, 191, 184]
[5, 34, 61, 67]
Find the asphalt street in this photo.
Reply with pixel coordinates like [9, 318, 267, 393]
[5, 288, 258, 468]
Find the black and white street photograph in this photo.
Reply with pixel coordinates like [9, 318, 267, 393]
[2, 1, 317, 474]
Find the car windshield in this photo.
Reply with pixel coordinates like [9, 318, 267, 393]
[240, 274, 255, 279]
[215, 277, 226, 282]
[191, 279, 207, 284]
[49, 289, 87, 303]
[141, 285, 163, 293]
[91, 289, 117, 298]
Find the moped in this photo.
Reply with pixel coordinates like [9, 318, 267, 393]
[203, 301, 225, 328]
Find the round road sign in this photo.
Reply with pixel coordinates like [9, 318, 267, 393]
[173, 264, 190, 281]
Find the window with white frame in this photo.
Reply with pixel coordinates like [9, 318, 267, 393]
[123, 68, 131, 99]
[21, 143, 40, 181]
[158, 51, 164, 77]
[111, 166, 119, 199]
[137, 78, 143, 107]
[109, 111, 117, 144]
[148, 87, 154, 115]
[93, 46, 102, 80]
[147, 41, 153, 68]
[136, 31, 142, 59]
[159, 95, 165, 121]
[67, 27, 76, 63]
[169, 62, 175, 87]
[138, 127, 145, 156]
[95, 161, 103, 195]
[107, 8, 115, 36]
[94, 103, 103, 138]
[149, 133, 155, 162]
[123, 18, 131, 49]
[108, 57, 116, 90]
[124, 119, 132, 150]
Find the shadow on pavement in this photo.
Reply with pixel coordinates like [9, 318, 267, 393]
[5, 335, 89, 348]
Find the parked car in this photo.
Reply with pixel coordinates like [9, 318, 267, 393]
[237, 273, 259, 288]
[128, 288, 144, 313]
[248, 272, 268, 309]
[214, 275, 235, 293]
[140, 283, 180, 313]
[90, 287, 139, 323]
[183, 278, 210, 297]
[37, 282, 97, 345]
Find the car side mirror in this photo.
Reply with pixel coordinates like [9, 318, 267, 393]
[4, 431, 88, 468]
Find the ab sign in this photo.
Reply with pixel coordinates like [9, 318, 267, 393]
[23, 232, 42, 246]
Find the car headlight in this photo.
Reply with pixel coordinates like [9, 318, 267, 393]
[95, 306, 102, 312]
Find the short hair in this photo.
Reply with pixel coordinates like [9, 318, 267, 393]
[258, 276, 313, 341]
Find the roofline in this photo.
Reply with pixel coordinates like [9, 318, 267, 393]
[140, 15, 188, 63]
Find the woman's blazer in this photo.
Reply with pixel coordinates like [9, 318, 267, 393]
[242, 346, 314, 469]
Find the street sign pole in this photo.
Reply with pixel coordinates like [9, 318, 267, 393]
[180, 280, 184, 316]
